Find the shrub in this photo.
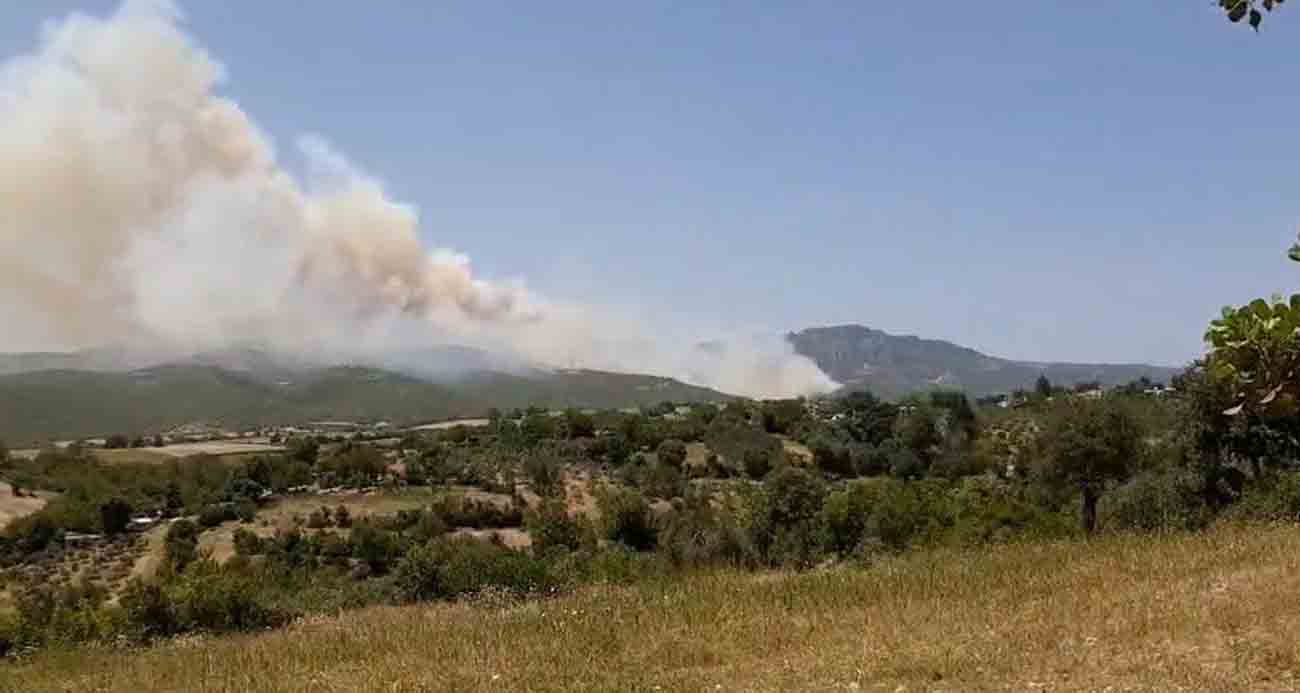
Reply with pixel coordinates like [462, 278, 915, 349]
[658, 493, 756, 568]
[164, 561, 282, 632]
[640, 462, 686, 500]
[599, 487, 658, 551]
[1099, 469, 1212, 533]
[333, 505, 352, 528]
[524, 454, 564, 498]
[232, 528, 264, 556]
[752, 467, 826, 567]
[527, 500, 584, 554]
[306, 506, 332, 529]
[164, 520, 201, 573]
[198, 504, 234, 529]
[656, 439, 688, 469]
[1225, 471, 1300, 523]
[395, 537, 553, 602]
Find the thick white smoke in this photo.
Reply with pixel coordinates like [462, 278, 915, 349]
[0, 0, 836, 399]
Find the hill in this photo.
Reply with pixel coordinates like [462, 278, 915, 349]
[788, 324, 1182, 398]
[0, 363, 728, 444]
[9, 523, 1296, 692]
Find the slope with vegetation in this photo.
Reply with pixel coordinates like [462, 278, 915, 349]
[8, 523, 1300, 692]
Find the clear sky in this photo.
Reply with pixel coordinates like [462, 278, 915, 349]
[1, 1, 1296, 367]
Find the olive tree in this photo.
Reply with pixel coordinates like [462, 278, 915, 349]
[1037, 397, 1142, 534]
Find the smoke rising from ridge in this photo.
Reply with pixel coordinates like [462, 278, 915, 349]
[0, 1, 836, 399]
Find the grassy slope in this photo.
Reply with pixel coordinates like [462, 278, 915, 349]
[11, 524, 1300, 692]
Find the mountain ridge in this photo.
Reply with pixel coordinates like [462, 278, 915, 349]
[786, 324, 1181, 399]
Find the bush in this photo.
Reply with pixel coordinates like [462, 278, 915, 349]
[395, 537, 553, 602]
[232, 528, 264, 556]
[1099, 469, 1211, 533]
[164, 520, 201, 573]
[333, 505, 352, 528]
[640, 462, 686, 500]
[306, 506, 332, 529]
[656, 439, 688, 469]
[599, 487, 658, 551]
[524, 454, 564, 498]
[1225, 471, 1300, 523]
[751, 467, 826, 567]
[658, 493, 756, 568]
[164, 561, 283, 632]
[198, 504, 234, 529]
[527, 500, 585, 554]
[99, 498, 132, 535]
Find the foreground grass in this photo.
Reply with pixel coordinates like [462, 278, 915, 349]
[9, 524, 1300, 692]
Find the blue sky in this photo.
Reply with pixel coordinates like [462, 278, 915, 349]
[1, 1, 1296, 366]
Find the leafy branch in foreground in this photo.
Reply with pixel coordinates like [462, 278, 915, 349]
[1220, 0, 1285, 30]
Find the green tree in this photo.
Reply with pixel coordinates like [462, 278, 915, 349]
[1219, 0, 1286, 30]
[564, 409, 596, 439]
[99, 498, 133, 535]
[1037, 398, 1142, 534]
[656, 439, 688, 469]
[1035, 374, 1054, 399]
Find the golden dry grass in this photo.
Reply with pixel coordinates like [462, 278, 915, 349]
[10, 524, 1300, 692]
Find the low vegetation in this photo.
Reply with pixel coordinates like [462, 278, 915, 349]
[8, 523, 1300, 692]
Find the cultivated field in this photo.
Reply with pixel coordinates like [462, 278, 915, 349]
[11, 523, 1300, 692]
[89, 442, 287, 465]
[198, 490, 435, 563]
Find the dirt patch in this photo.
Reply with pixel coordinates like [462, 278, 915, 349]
[780, 437, 813, 465]
[0, 481, 50, 529]
[452, 527, 532, 549]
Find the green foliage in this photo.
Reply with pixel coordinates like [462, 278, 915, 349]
[599, 486, 659, 551]
[564, 409, 596, 439]
[394, 537, 554, 602]
[232, 527, 264, 556]
[1036, 397, 1143, 533]
[658, 491, 757, 568]
[526, 500, 585, 554]
[524, 453, 564, 498]
[98, 497, 132, 535]
[1225, 472, 1300, 522]
[1098, 469, 1212, 533]
[165, 519, 201, 573]
[760, 399, 806, 435]
[1205, 295, 1300, 419]
[656, 439, 688, 469]
[1219, 0, 1285, 30]
[751, 466, 826, 567]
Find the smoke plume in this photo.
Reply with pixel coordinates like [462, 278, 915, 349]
[0, 1, 835, 399]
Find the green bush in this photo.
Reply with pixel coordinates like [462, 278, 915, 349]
[658, 493, 756, 568]
[753, 467, 826, 567]
[1098, 469, 1212, 533]
[599, 486, 659, 551]
[395, 537, 554, 602]
[527, 500, 585, 554]
[656, 439, 688, 469]
[1225, 472, 1300, 523]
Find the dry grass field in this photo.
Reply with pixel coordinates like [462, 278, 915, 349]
[9, 523, 1300, 692]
